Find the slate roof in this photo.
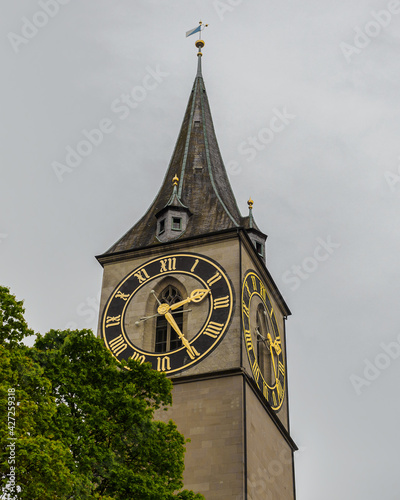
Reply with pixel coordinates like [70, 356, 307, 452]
[106, 55, 245, 254]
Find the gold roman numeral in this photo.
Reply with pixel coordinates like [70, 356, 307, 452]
[134, 268, 150, 284]
[130, 352, 145, 364]
[245, 281, 251, 296]
[187, 346, 200, 360]
[260, 283, 267, 303]
[106, 315, 121, 328]
[244, 329, 253, 351]
[160, 258, 176, 273]
[278, 361, 285, 376]
[115, 291, 129, 301]
[253, 359, 261, 384]
[242, 301, 250, 318]
[207, 272, 222, 287]
[109, 334, 127, 356]
[251, 275, 257, 291]
[157, 356, 171, 372]
[213, 296, 230, 309]
[276, 379, 284, 401]
[203, 321, 224, 339]
[190, 259, 199, 272]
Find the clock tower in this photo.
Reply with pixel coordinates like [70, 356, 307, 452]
[97, 40, 297, 500]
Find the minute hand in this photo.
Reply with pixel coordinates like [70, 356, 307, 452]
[170, 289, 209, 311]
[164, 312, 198, 360]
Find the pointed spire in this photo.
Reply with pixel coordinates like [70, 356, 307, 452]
[196, 49, 203, 77]
[106, 49, 245, 253]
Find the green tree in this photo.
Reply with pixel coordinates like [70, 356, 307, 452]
[0, 287, 85, 498]
[0, 286, 80, 498]
[0, 286, 33, 347]
[0, 287, 204, 499]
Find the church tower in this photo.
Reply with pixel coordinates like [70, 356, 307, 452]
[97, 39, 297, 500]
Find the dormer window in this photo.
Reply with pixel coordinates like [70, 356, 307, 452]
[155, 177, 191, 242]
[255, 241, 264, 257]
[172, 217, 182, 231]
[158, 218, 165, 235]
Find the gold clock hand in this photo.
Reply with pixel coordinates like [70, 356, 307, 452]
[157, 291, 205, 360]
[270, 345, 278, 381]
[164, 311, 199, 360]
[135, 309, 192, 326]
[169, 289, 209, 311]
[164, 311, 185, 339]
[271, 338, 282, 355]
[267, 333, 278, 382]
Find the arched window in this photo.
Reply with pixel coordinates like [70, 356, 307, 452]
[155, 285, 183, 353]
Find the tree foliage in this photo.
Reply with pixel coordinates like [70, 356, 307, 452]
[0, 286, 33, 347]
[0, 286, 205, 500]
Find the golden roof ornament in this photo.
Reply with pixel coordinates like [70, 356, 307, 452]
[248, 198, 254, 210]
[163, 173, 189, 211]
[186, 21, 208, 57]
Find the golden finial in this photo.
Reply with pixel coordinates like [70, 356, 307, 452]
[172, 174, 179, 187]
[248, 198, 254, 210]
[186, 20, 208, 56]
[195, 20, 208, 56]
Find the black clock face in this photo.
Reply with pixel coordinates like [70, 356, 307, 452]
[101, 253, 234, 374]
[241, 270, 285, 411]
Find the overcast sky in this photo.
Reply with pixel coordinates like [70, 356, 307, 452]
[2, 1, 400, 498]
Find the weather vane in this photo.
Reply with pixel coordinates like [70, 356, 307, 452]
[186, 21, 209, 57]
[186, 20, 209, 40]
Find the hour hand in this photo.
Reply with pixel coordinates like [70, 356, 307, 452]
[170, 289, 210, 311]
[270, 336, 282, 355]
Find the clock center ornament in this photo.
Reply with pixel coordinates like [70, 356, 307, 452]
[101, 253, 234, 375]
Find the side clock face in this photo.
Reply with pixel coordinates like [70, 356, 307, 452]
[101, 253, 234, 375]
[241, 270, 285, 411]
